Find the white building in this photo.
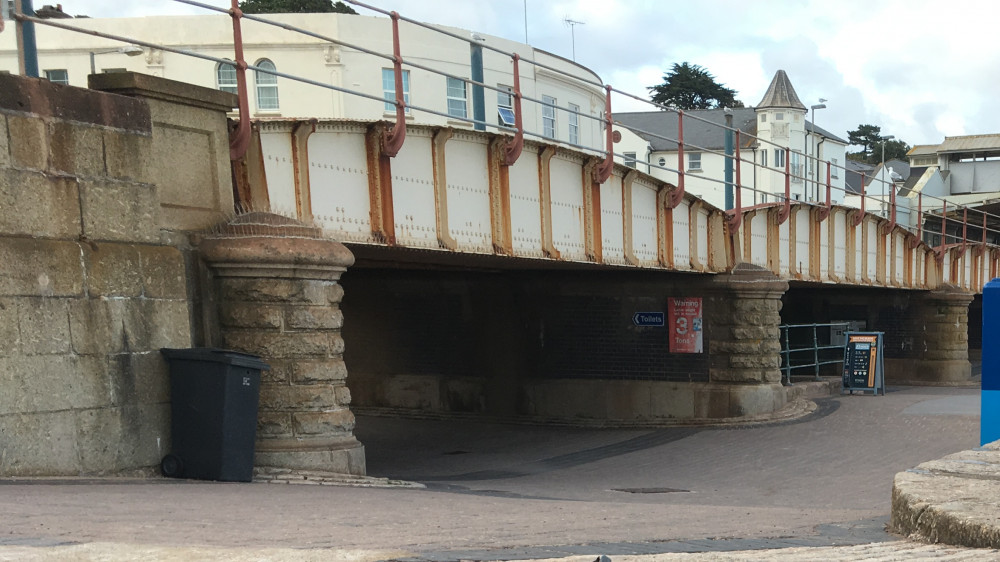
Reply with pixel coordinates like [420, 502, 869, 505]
[613, 70, 848, 210]
[0, 10, 616, 157]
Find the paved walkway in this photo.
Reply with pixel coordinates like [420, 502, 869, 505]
[0, 383, 991, 561]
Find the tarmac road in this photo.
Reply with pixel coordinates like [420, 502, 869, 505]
[0, 383, 984, 560]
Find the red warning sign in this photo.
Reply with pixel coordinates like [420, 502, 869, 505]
[668, 297, 703, 354]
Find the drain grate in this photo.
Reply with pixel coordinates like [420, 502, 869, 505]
[611, 487, 690, 494]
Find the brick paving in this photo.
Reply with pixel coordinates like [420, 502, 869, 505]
[0, 382, 987, 561]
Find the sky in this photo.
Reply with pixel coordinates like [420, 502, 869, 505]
[43, 0, 1000, 148]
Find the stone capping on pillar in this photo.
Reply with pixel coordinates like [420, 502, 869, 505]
[89, 72, 238, 113]
[198, 212, 365, 475]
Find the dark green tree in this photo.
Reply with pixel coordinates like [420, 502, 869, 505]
[239, 0, 358, 14]
[648, 62, 743, 110]
[847, 124, 911, 164]
[847, 124, 882, 160]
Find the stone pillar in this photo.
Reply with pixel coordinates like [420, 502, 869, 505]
[703, 263, 789, 417]
[198, 213, 365, 475]
[886, 287, 974, 385]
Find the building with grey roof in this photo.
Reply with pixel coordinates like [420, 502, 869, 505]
[612, 70, 848, 209]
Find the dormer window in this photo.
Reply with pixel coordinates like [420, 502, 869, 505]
[760, 114, 767, 123]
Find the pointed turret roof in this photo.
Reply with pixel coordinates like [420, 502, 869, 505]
[756, 70, 806, 110]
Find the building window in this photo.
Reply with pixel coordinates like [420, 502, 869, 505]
[542, 95, 557, 138]
[254, 59, 279, 111]
[831, 158, 839, 178]
[761, 150, 768, 167]
[446, 76, 467, 119]
[624, 152, 637, 168]
[216, 61, 237, 95]
[776, 112, 784, 121]
[760, 114, 766, 123]
[43, 69, 68, 85]
[774, 148, 785, 168]
[688, 152, 702, 171]
[791, 151, 801, 182]
[568, 103, 579, 145]
[383, 68, 410, 113]
[497, 84, 515, 126]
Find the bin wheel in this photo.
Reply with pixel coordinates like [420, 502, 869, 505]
[161, 454, 184, 478]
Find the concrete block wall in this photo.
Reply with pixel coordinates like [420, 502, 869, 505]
[0, 73, 236, 475]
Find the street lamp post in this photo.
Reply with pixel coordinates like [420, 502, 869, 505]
[881, 134, 895, 217]
[809, 99, 827, 201]
[89, 45, 144, 75]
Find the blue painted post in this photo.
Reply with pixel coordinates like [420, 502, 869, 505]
[470, 43, 485, 131]
[982, 278, 1000, 445]
[15, 0, 39, 78]
[724, 111, 734, 210]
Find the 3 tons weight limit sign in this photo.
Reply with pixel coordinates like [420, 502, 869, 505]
[668, 298, 703, 353]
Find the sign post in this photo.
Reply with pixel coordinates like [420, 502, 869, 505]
[841, 332, 885, 395]
[668, 298, 703, 354]
[983, 279, 1000, 445]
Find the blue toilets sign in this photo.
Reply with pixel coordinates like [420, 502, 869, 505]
[983, 279, 1000, 445]
[632, 312, 665, 327]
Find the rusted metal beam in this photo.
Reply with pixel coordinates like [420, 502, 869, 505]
[503, 54, 524, 166]
[432, 128, 458, 250]
[488, 134, 513, 254]
[537, 145, 560, 259]
[228, 0, 251, 161]
[594, 85, 614, 184]
[291, 119, 317, 223]
[364, 123, 396, 244]
[382, 11, 407, 157]
[583, 158, 604, 263]
[621, 169, 640, 266]
[777, 156, 791, 225]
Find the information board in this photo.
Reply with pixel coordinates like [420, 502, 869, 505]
[842, 332, 885, 395]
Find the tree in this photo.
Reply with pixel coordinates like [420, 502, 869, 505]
[648, 62, 743, 110]
[847, 124, 911, 164]
[239, 0, 358, 14]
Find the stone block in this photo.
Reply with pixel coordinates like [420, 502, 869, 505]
[0, 114, 9, 168]
[107, 351, 171, 406]
[255, 440, 365, 475]
[257, 411, 293, 437]
[728, 384, 784, 417]
[76, 403, 170, 473]
[153, 124, 219, 211]
[219, 302, 283, 329]
[649, 383, 696, 419]
[0, 238, 84, 297]
[0, 355, 110, 415]
[334, 385, 352, 406]
[221, 278, 342, 305]
[83, 243, 143, 297]
[139, 300, 192, 351]
[262, 358, 292, 384]
[0, 298, 20, 356]
[80, 179, 159, 243]
[292, 409, 355, 436]
[258, 383, 340, 411]
[49, 121, 105, 178]
[0, 410, 81, 476]
[69, 298, 125, 356]
[604, 381, 651, 420]
[293, 358, 348, 383]
[103, 129, 152, 184]
[285, 306, 344, 331]
[378, 375, 442, 411]
[0, 168, 81, 238]
[222, 330, 339, 358]
[138, 245, 188, 299]
[7, 114, 47, 170]
[16, 297, 72, 355]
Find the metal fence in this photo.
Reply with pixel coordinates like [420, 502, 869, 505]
[779, 322, 849, 386]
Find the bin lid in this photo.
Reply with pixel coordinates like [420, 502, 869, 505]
[160, 348, 271, 370]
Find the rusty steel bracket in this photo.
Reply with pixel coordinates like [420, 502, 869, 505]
[503, 54, 524, 166]
[816, 162, 833, 223]
[228, 1, 251, 161]
[593, 85, 614, 184]
[668, 111, 685, 208]
[777, 156, 791, 225]
[851, 173, 866, 228]
[382, 11, 407, 157]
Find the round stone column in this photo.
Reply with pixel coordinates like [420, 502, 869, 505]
[895, 287, 974, 384]
[198, 213, 364, 475]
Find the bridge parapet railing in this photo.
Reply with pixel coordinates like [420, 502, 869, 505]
[5, 0, 1000, 286]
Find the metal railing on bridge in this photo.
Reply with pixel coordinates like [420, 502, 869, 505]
[4, 0, 1000, 272]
